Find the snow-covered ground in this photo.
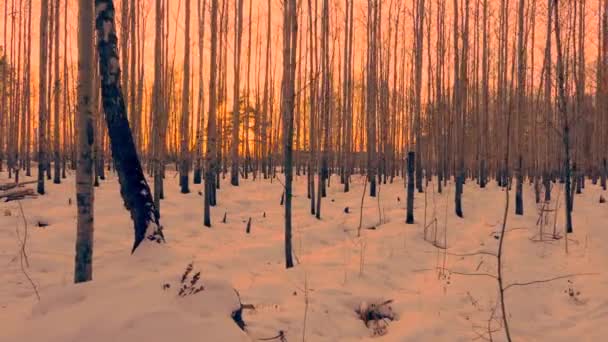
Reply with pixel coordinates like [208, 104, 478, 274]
[1, 170, 607, 341]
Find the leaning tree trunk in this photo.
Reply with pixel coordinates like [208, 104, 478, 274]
[75, 0, 95, 283]
[94, 0, 164, 251]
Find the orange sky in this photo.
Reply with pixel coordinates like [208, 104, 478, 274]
[0, 0, 605, 103]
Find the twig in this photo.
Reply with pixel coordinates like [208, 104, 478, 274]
[16, 200, 39, 300]
[489, 227, 527, 236]
[487, 303, 499, 342]
[357, 179, 368, 237]
[450, 271, 498, 279]
[448, 251, 497, 258]
[17, 201, 30, 267]
[258, 331, 286, 341]
[496, 68, 515, 341]
[504, 273, 599, 291]
[302, 274, 309, 342]
[424, 247, 497, 258]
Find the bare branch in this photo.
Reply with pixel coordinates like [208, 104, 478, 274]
[504, 273, 599, 291]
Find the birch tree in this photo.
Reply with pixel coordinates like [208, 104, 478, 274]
[94, 0, 165, 251]
[282, 0, 298, 269]
[75, 0, 95, 283]
[38, 0, 49, 194]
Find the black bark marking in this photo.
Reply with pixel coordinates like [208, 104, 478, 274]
[95, 0, 164, 251]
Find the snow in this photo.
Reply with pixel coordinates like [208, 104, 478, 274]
[1, 170, 607, 341]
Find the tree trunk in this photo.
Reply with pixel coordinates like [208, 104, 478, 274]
[205, 0, 220, 227]
[193, 0, 207, 185]
[180, 0, 192, 194]
[406, 151, 415, 224]
[515, 0, 526, 216]
[38, 0, 49, 194]
[553, 0, 573, 234]
[367, 0, 378, 198]
[315, 0, 330, 219]
[480, 0, 489, 188]
[282, 0, 297, 269]
[230, 0, 244, 186]
[61, 0, 68, 179]
[95, 0, 165, 251]
[52, 0, 62, 184]
[75, 0, 95, 283]
[129, 0, 138, 153]
[24, 0, 33, 177]
[602, 158, 607, 190]
[414, 0, 425, 194]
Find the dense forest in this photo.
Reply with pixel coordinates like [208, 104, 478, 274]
[0, 0, 607, 341]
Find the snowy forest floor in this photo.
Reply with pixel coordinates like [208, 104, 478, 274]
[1, 170, 607, 341]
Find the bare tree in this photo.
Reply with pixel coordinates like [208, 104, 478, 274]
[367, 0, 378, 198]
[480, 0, 489, 188]
[95, 0, 165, 251]
[342, 0, 354, 193]
[180, 0, 192, 194]
[52, 0, 61, 184]
[193, 0, 207, 184]
[553, 0, 573, 234]
[120, 0, 130, 105]
[515, 0, 526, 215]
[152, 0, 165, 211]
[453, 0, 463, 218]
[542, 0, 554, 201]
[75, 0, 95, 283]
[601, 1, 608, 191]
[414, 0, 425, 194]
[205, 0, 220, 227]
[37, 0, 49, 194]
[315, 0, 330, 219]
[282, 0, 298, 269]
[230, 0, 244, 186]
[129, 0, 138, 153]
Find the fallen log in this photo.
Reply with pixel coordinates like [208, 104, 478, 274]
[1, 188, 36, 201]
[0, 180, 38, 192]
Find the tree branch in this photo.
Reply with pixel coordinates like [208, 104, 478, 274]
[504, 273, 599, 291]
